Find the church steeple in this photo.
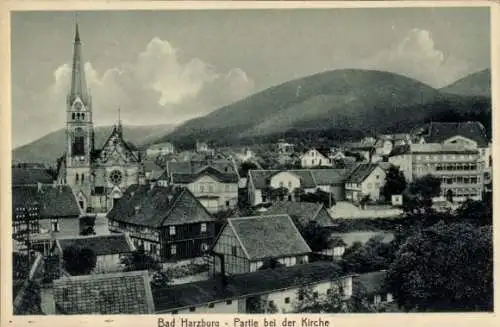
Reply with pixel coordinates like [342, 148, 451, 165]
[68, 21, 89, 106]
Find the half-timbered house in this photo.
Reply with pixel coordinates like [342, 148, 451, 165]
[107, 184, 217, 262]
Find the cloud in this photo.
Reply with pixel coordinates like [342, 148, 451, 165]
[359, 28, 470, 88]
[15, 37, 255, 145]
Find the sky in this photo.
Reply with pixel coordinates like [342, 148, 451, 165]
[11, 7, 490, 148]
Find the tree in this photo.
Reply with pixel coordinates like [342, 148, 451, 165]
[359, 194, 371, 209]
[258, 258, 285, 270]
[403, 174, 441, 214]
[293, 281, 348, 313]
[386, 222, 493, 312]
[381, 165, 407, 202]
[238, 161, 258, 177]
[121, 249, 162, 273]
[301, 221, 332, 252]
[341, 236, 395, 274]
[455, 199, 492, 226]
[62, 246, 97, 276]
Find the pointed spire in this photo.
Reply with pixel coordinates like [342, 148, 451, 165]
[69, 17, 88, 106]
[117, 106, 123, 135]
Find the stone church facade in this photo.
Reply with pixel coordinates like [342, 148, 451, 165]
[56, 24, 143, 213]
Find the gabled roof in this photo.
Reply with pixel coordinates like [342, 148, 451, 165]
[310, 168, 351, 186]
[248, 169, 316, 189]
[12, 185, 81, 219]
[172, 166, 238, 184]
[153, 261, 346, 312]
[107, 185, 215, 228]
[356, 270, 388, 295]
[224, 214, 311, 261]
[98, 126, 140, 163]
[264, 202, 335, 229]
[346, 163, 382, 184]
[422, 121, 489, 147]
[389, 145, 411, 157]
[53, 270, 154, 314]
[12, 167, 54, 186]
[56, 233, 135, 256]
[410, 143, 479, 154]
[303, 148, 330, 159]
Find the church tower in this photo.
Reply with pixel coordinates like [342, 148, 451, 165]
[66, 22, 94, 212]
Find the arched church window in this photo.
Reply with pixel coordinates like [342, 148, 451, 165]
[82, 113, 85, 120]
[73, 128, 85, 156]
[82, 174, 85, 182]
[77, 113, 81, 120]
[75, 173, 79, 184]
[72, 113, 75, 120]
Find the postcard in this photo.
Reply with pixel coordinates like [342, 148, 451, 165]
[1, 1, 498, 327]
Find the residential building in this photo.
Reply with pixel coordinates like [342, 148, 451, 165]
[354, 270, 394, 307]
[277, 139, 295, 155]
[345, 164, 387, 203]
[12, 167, 55, 186]
[146, 142, 175, 157]
[247, 168, 351, 206]
[300, 148, 332, 168]
[152, 261, 354, 314]
[373, 133, 413, 159]
[263, 202, 335, 231]
[107, 185, 217, 262]
[53, 270, 155, 314]
[211, 214, 311, 276]
[411, 143, 483, 202]
[196, 141, 213, 154]
[12, 184, 83, 255]
[52, 233, 135, 274]
[417, 121, 491, 168]
[141, 159, 165, 182]
[171, 166, 239, 213]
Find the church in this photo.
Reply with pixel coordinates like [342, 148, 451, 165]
[56, 24, 144, 213]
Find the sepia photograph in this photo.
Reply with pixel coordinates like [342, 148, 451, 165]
[3, 1, 496, 321]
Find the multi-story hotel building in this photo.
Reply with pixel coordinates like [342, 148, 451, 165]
[389, 143, 483, 202]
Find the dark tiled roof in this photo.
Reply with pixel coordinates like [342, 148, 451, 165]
[226, 214, 311, 260]
[142, 159, 164, 172]
[12, 167, 54, 186]
[107, 185, 215, 228]
[12, 185, 81, 219]
[56, 233, 134, 256]
[172, 166, 238, 184]
[310, 169, 351, 186]
[346, 163, 381, 184]
[153, 261, 346, 312]
[389, 145, 411, 157]
[356, 270, 388, 295]
[264, 202, 335, 229]
[421, 121, 489, 147]
[53, 270, 154, 314]
[248, 170, 316, 189]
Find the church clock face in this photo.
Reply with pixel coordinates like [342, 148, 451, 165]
[109, 170, 123, 185]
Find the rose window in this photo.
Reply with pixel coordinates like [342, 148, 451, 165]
[109, 170, 123, 185]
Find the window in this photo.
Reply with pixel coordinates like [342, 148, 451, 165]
[82, 113, 85, 120]
[208, 184, 214, 192]
[226, 300, 232, 305]
[231, 246, 237, 256]
[208, 303, 215, 308]
[81, 174, 85, 182]
[151, 244, 157, 255]
[201, 243, 209, 252]
[376, 175, 380, 179]
[170, 244, 177, 255]
[313, 292, 319, 299]
[312, 159, 316, 165]
[298, 294, 304, 301]
[201, 223, 207, 233]
[284, 297, 290, 304]
[75, 174, 79, 183]
[72, 113, 75, 120]
[51, 219, 60, 232]
[169, 226, 176, 235]
[189, 307, 196, 312]
[200, 185, 205, 193]
[226, 200, 230, 207]
[279, 181, 284, 188]
[268, 300, 274, 306]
